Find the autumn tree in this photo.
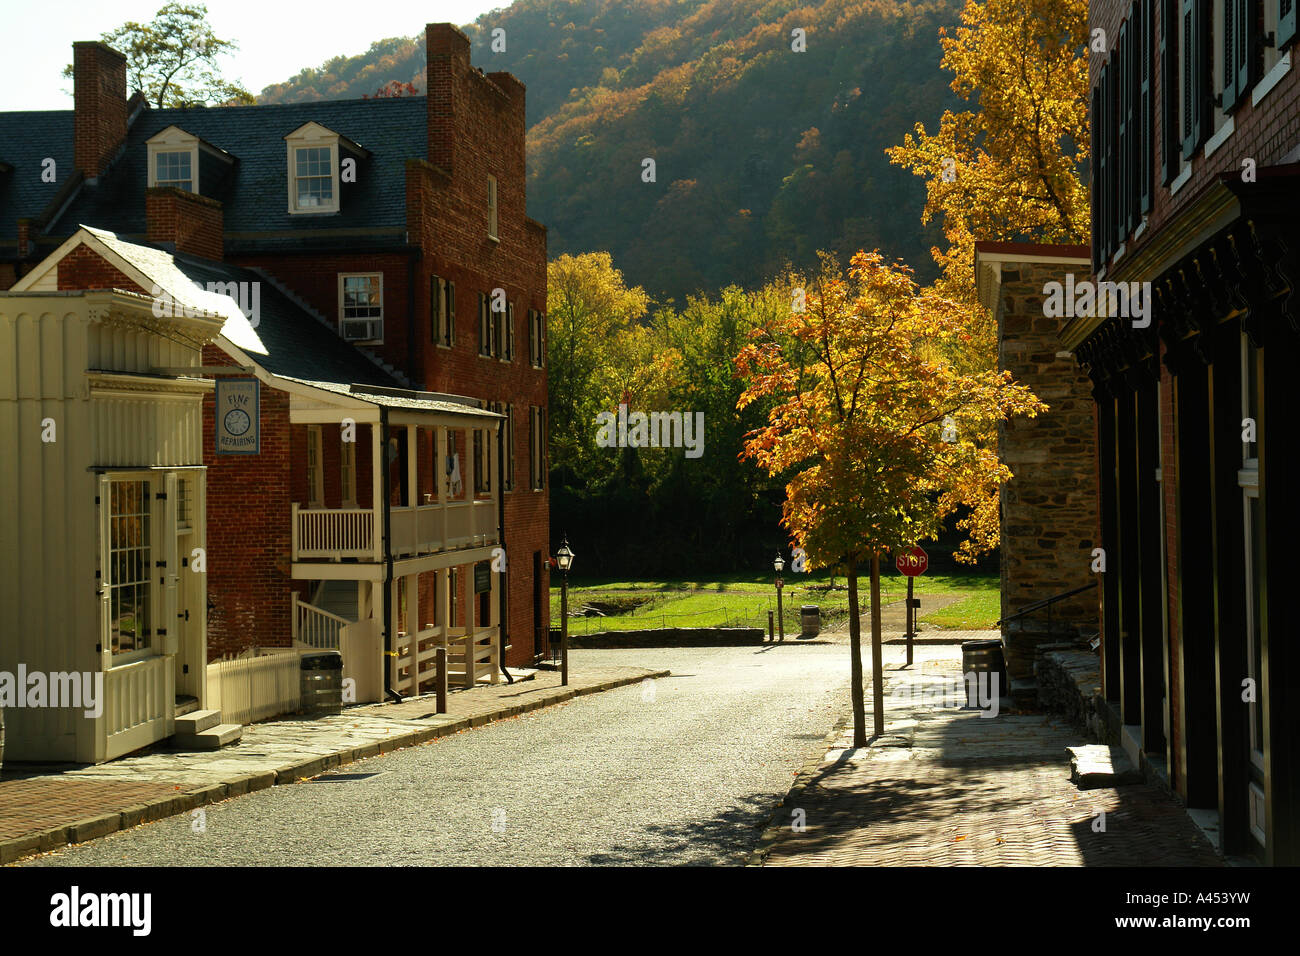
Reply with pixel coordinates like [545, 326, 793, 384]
[736, 251, 1046, 745]
[885, 0, 1089, 352]
[64, 3, 253, 107]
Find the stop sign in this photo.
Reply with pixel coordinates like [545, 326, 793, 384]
[895, 546, 929, 577]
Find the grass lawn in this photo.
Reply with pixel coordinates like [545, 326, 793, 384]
[551, 570, 998, 634]
[917, 589, 1002, 630]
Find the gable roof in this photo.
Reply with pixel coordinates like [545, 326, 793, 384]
[17, 225, 403, 392]
[4, 97, 426, 250]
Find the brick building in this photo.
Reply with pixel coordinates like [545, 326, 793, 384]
[1, 24, 550, 752]
[1062, 0, 1299, 863]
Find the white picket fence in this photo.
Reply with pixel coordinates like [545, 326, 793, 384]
[206, 650, 302, 726]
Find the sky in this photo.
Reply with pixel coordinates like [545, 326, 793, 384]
[1, 0, 508, 111]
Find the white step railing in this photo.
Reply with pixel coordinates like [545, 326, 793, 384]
[293, 596, 349, 649]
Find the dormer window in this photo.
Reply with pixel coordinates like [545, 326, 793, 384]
[147, 126, 200, 194]
[285, 122, 367, 216]
[146, 126, 233, 196]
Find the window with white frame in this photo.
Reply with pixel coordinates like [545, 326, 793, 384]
[339, 273, 383, 342]
[155, 151, 193, 191]
[285, 122, 346, 214]
[146, 126, 201, 194]
[487, 175, 499, 240]
[106, 478, 154, 657]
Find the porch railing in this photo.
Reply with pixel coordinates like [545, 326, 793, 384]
[293, 595, 349, 649]
[292, 505, 375, 559]
[293, 500, 498, 561]
[391, 625, 499, 697]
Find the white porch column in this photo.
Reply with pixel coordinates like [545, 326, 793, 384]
[406, 572, 420, 693]
[464, 426, 476, 502]
[371, 422, 384, 562]
[406, 424, 418, 507]
[438, 426, 449, 549]
[461, 563, 474, 688]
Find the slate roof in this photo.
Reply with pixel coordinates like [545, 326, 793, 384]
[1, 97, 426, 247]
[0, 110, 76, 241]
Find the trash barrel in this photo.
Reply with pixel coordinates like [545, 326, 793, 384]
[300, 650, 344, 716]
[548, 626, 563, 662]
[961, 639, 1008, 705]
[800, 605, 820, 639]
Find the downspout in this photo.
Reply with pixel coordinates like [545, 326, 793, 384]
[497, 415, 513, 683]
[381, 407, 401, 703]
[406, 248, 422, 388]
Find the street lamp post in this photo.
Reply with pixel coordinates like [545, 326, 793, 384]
[774, 553, 785, 641]
[555, 538, 574, 686]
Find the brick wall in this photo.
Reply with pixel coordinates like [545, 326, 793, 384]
[146, 188, 224, 261]
[56, 244, 144, 292]
[996, 259, 1100, 631]
[201, 346, 294, 660]
[72, 41, 127, 179]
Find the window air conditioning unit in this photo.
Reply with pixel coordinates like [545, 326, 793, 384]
[342, 320, 378, 341]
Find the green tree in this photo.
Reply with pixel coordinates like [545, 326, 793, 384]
[547, 252, 651, 480]
[64, 3, 253, 108]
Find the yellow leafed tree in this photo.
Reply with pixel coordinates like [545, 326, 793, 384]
[736, 252, 1047, 745]
[886, 0, 1090, 359]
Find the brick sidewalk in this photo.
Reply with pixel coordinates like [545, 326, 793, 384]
[756, 646, 1221, 866]
[1, 663, 665, 864]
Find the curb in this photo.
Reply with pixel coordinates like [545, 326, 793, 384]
[1, 668, 668, 865]
[746, 713, 850, 867]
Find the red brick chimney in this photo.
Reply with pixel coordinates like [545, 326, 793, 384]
[73, 41, 128, 180]
[426, 23, 471, 172]
[146, 188, 224, 261]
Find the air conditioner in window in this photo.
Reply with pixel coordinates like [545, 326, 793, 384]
[342, 320, 379, 341]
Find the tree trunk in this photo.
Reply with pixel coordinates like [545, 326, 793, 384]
[846, 559, 867, 748]
[870, 552, 885, 737]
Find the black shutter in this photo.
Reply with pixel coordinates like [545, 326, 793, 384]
[1283, 0, 1297, 50]
[1117, 23, 1129, 247]
[447, 282, 455, 344]
[1161, 0, 1178, 184]
[1182, 0, 1203, 159]
[1223, 0, 1239, 110]
[1092, 82, 1103, 271]
[1234, 0, 1252, 100]
[1140, 0, 1153, 213]
[1099, 63, 1112, 264]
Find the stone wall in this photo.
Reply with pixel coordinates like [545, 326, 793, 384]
[995, 259, 1100, 641]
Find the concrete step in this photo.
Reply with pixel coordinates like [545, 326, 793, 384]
[173, 723, 242, 750]
[1068, 744, 1144, 789]
[174, 709, 221, 734]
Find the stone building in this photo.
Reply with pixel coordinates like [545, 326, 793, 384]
[975, 242, 1099, 681]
